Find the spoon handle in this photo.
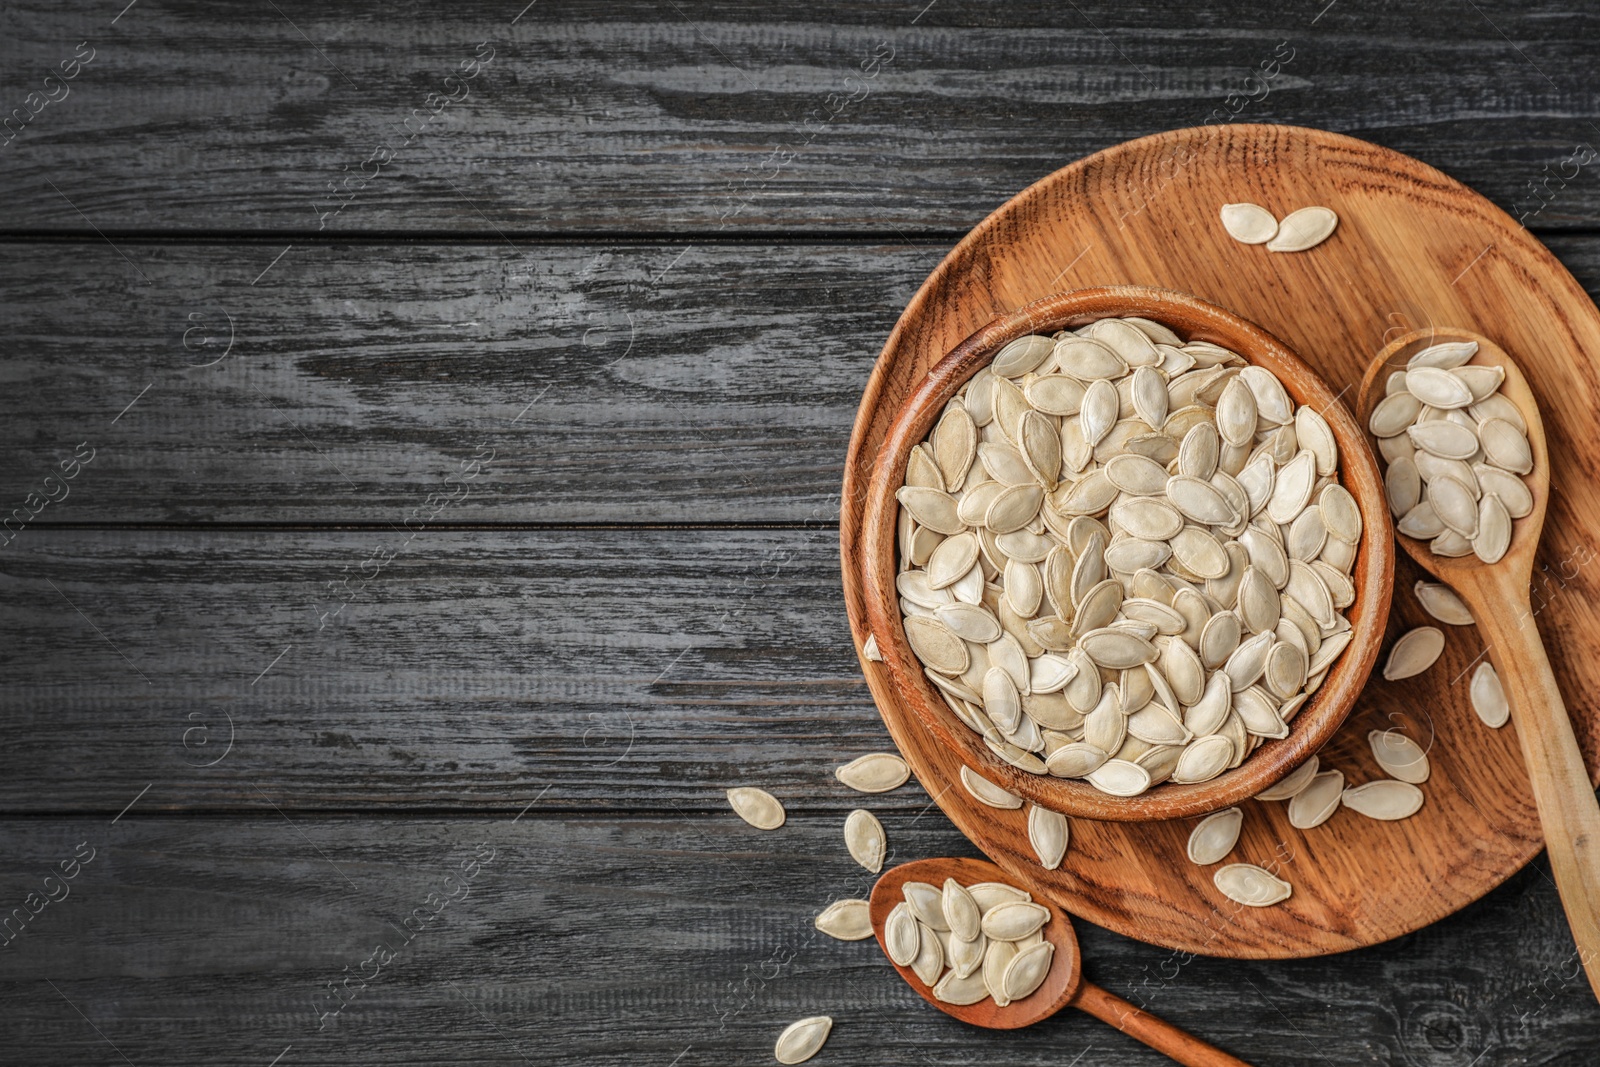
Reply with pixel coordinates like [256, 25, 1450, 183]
[1477, 595, 1600, 1001]
[1073, 981, 1253, 1067]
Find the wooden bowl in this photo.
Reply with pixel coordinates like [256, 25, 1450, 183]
[857, 285, 1394, 821]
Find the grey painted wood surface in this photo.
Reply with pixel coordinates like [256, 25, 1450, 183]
[1, 2, 1598, 234]
[1, 816, 1597, 1066]
[4, 1, 1600, 1064]
[1, 527, 876, 812]
[4, 235, 1600, 524]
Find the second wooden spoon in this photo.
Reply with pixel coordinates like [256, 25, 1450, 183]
[1358, 327, 1600, 1001]
[870, 857, 1253, 1066]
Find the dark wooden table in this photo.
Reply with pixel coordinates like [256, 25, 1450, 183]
[3, 3, 1598, 1064]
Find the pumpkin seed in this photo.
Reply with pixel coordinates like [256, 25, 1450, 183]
[960, 765, 1024, 809]
[1480, 417, 1533, 474]
[1408, 340, 1477, 370]
[984, 938, 1019, 1006]
[1471, 662, 1510, 727]
[1186, 806, 1243, 865]
[844, 809, 886, 873]
[903, 881, 949, 930]
[885, 902, 920, 965]
[1027, 805, 1070, 870]
[1369, 392, 1423, 437]
[911, 920, 944, 984]
[1086, 758, 1152, 796]
[896, 486, 964, 533]
[982, 900, 1051, 941]
[1383, 626, 1445, 680]
[992, 334, 1056, 378]
[1413, 581, 1473, 625]
[726, 787, 785, 830]
[1405, 365, 1475, 409]
[1220, 202, 1278, 244]
[1045, 741, 1109, 778]
[1265, 206, 1337, 252]
[863, 633, 882, 661]
[942, 878, 982, 942]
[1474, 494, 1512, 563]
[1385, 454, 1422, 517]
[1256, 755, 1320, 801]
[835, 753, 911, 794]
[815, 899, 874, 941]
[933, 965, 991, 1005]
[1213, 864, 1292, 906]
[1474, 464, 1533, 517]
[1341, 780, 1425, 820]
[1171, 734, 1233, 783]
[1409, 420, 1479, 460]
[1288, 769, 1344, 828]
[1369, 729, 1430, 784]
[1001, 941, 1056, 1001]
[775, 1016, 833, 1064]
[904, 616, 969, 674]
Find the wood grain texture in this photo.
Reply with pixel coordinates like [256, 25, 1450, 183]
[0, 526, 889, 812]
[0, 240, 933, 524]
[0, 815, 1597, 1067]
[840, 125, 1600, 957]
[2, 3, 1599, 233]
[8, 235, 1600, 526]
[858, 286, 1392, 821]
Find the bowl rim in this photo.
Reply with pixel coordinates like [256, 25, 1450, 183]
[858, 285, 1394, 821]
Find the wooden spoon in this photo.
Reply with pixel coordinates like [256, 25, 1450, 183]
[1358, 327, 1600, 1000]
[870, 858, 1253, 1065]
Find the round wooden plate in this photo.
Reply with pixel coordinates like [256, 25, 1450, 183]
[840, 123, 1600, 958]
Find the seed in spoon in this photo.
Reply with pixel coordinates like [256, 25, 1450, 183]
[1383, 627, 1445, 681]
[774, 1016, 833, 1064]
[1471, 662, 1510, 727]
[941, 878, 982, 942]
[885, 902, 920, 965]
[1001, 941, 1056, 1001]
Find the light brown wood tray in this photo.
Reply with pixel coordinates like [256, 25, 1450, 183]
[840, 123, 1600, 958]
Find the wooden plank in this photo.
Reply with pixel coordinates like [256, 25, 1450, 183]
[0, 526, 896, 812]
[0, 240, 937, 524]
[7, 234, 1600, 525]
[2, 2, 1599, 233]
[0, 814, 1594, 1065]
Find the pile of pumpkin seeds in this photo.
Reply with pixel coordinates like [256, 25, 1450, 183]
[884, 876, 1055, 1007]
[893, 315, 1362, 797]
[1371, 339, 1534, 563]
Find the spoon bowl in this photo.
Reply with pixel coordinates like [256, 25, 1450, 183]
[1357, 328, 1600, 1002]
[870, 857, 1254, 1065]
[1356, 328, 1549, 582]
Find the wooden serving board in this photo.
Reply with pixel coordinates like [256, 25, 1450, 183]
[840, 124, 1600, 958]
